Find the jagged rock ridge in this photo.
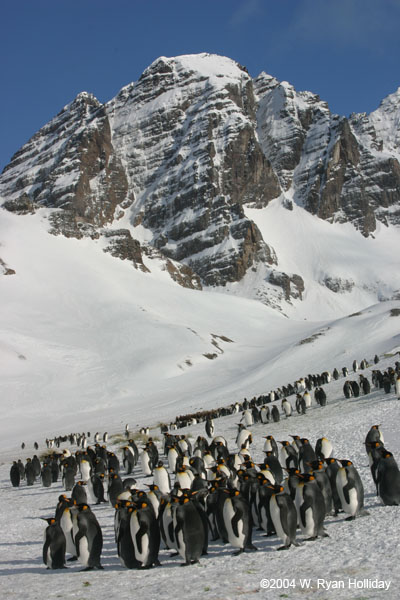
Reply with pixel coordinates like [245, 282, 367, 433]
[1, 53, 400, 305]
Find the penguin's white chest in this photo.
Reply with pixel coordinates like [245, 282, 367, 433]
[78, 536, 90, 566]
[131, 513, 149, 563]
[223, 499, 244, 548]
[80, 461, 91, 481]
[270, 496, 286, 542]
[140, 451, 152, 475]
[154, 469, 170, 494]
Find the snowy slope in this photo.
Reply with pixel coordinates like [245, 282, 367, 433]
[1, 355, 400, 600]
[1, 205, 400, 452]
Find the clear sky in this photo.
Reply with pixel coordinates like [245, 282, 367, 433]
[1, 0, 400, 172]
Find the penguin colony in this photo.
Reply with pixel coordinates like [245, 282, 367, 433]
[9, 355, 400, 570]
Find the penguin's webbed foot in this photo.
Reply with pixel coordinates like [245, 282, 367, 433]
[245, 543, 258, 552]
[277, 544, 290, 551]
[232, 548, 244, 556]
[67, 556, 78, 562]
[345, 515, 356, 521]
[169, 551, 179, 557]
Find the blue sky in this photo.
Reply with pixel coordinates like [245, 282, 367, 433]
[1, 0, 400, 171]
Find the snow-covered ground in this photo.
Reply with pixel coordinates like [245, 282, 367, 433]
[1, 201, 400, 599]
[1, 354, 400, 600]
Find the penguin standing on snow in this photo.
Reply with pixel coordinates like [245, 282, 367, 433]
[281, 399, 292, 417]
[268, 485, 299, 550]
[294, 473, 328, 540]
[55, 495, 76, 561]
[221, 488, 257, 555]
[129, 500, 160, 568]
[10, 462, 20, 487]
[115, 502, 138, 568]
[376, 451, 400, 506]
[205, 418, 215, 438]
[42, 518, 66, 569]
[324, 458, 342, 515]
[172, 495, 206, 565]
[41, 462, 52, 488]
[71, 504, 103, 570]
[271, 405, 280, 423]
[336, 460, 368, 520]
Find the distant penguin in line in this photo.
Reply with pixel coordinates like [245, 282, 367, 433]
[281, 399, 292, 417]
[153, 461, 171, 494]
[205, 418, 215, 438]
[271, 405, 280, 423]
[41, 462, 52, 488]
[42, 518, 66, 569]
[315, 437, 333, 460]
[10, 462, 20, 487]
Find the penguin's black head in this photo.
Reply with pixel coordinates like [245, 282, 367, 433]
[301, 473, 315, 482]
[41, 517, 56, 525]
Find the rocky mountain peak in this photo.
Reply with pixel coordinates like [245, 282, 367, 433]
[1, 53, 400, 309]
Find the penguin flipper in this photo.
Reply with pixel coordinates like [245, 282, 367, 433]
[135, 522, 148, 555]
[42, 541, 50, 566]
[231, 510, 241, 540]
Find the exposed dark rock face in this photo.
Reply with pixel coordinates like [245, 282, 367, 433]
[0, 257, 15, 275]
[268, 270, 304, 301]
[255, 75, 400, 237]
[102, 229, 148, 272]
[323, 276, 355, 294]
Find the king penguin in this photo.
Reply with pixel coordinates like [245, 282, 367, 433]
[129, 500, 160, 568]
[268, 484, 299, 550]
[71, 504, 103, 570]
[172, 495, 206, 565]
[42, 517, 66, 569]
[294, 473, 328, 540]
[376, 451, 400, 506]
[336, 460, 368, 520]
[221, 488, 257, 555]
[10, 462, 20, 487]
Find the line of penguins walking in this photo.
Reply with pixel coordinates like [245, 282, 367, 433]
[9, 416, 400, 571]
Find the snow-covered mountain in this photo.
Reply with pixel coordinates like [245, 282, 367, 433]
[1, 52, 400, 449]
[1, 53, 400, 312]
